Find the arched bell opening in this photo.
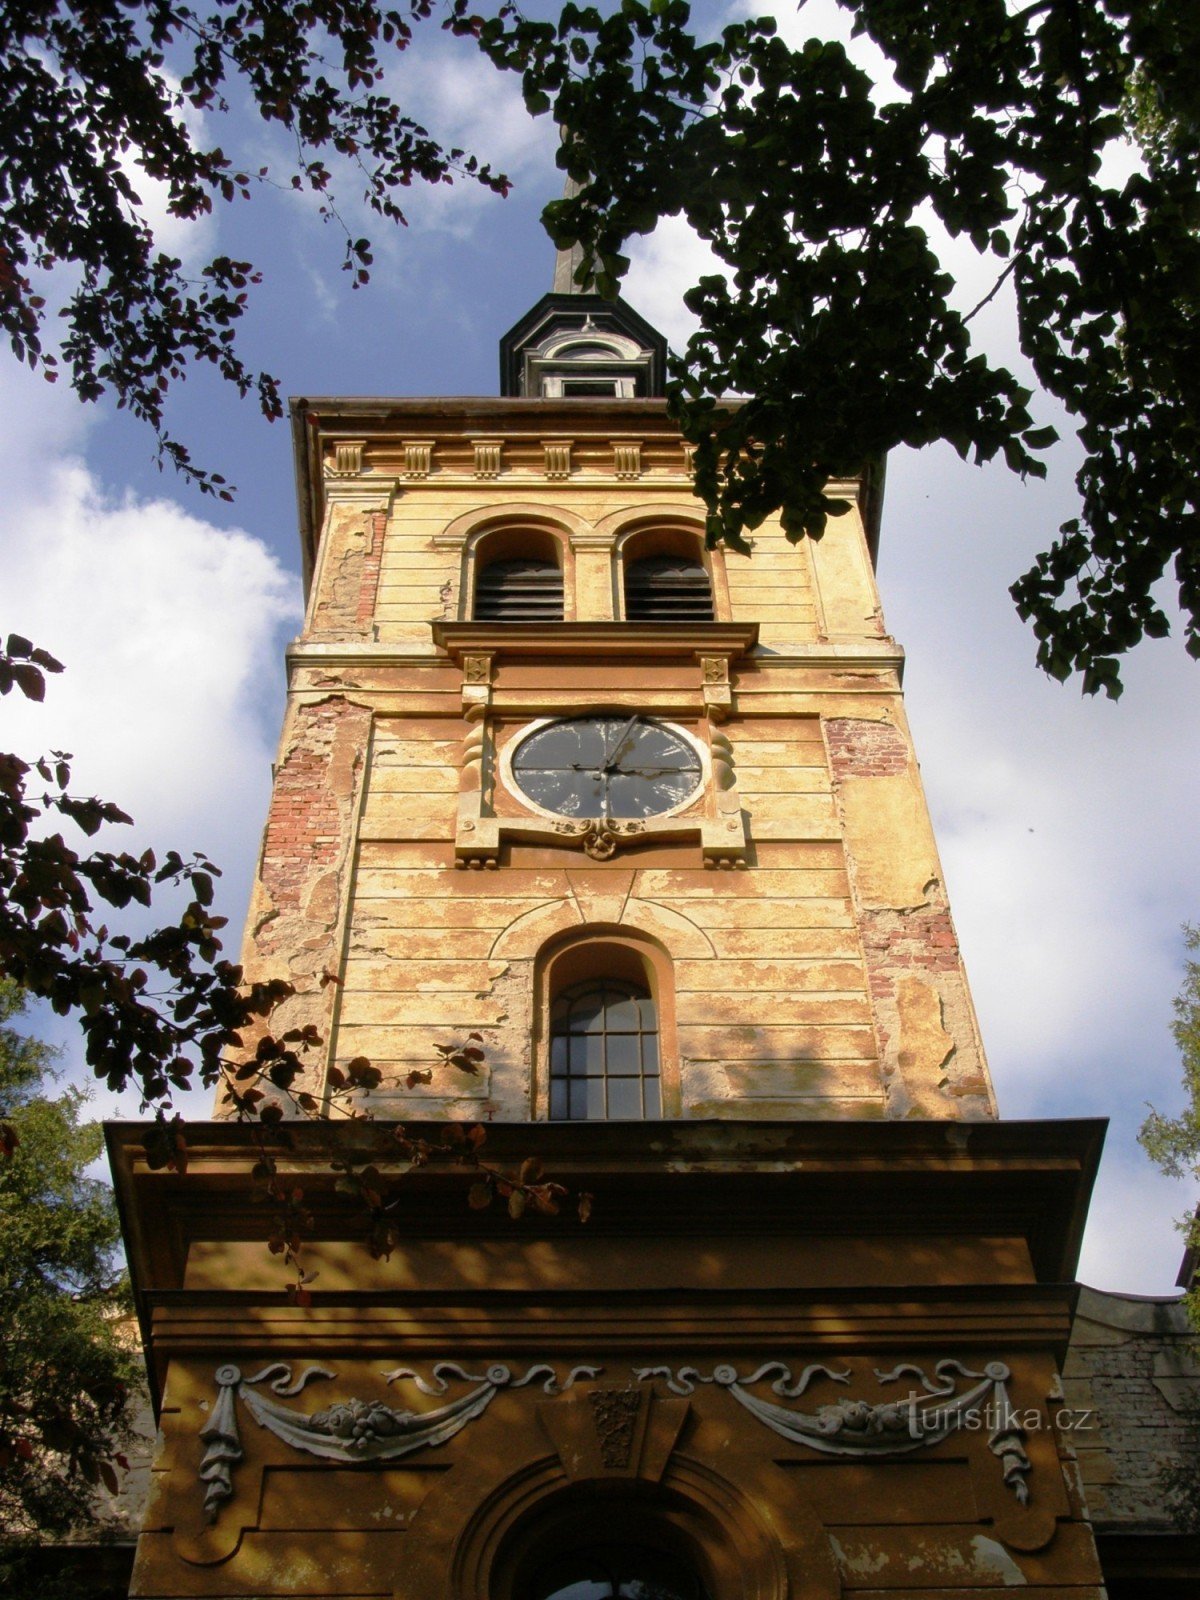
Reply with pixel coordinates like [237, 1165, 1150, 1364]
[468, 525, 568, 622]
[613, 526, 721, 623]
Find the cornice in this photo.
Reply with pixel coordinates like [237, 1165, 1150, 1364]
[754, 640, 905, 669]
[283, 635, 902, 676]
[285, 641, 443, 670]
[320, 474, 401, 511]
[433, 621, 760, 660]
[107, 1115, 1104, 1401]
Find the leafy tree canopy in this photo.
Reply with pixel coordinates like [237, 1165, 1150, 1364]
[2, 2, 1197, 692]
[0, 979, 138, 1559]
[0, 0, 509, 497]
[468, 0, 1200, 697]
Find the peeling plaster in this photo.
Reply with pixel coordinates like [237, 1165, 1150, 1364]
[969, 1536, 1027, 1585]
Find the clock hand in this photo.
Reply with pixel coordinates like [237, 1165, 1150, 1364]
[604, 714, 640, 771]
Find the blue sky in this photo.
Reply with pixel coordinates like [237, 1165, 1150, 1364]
[3, 1, 1198, 1294]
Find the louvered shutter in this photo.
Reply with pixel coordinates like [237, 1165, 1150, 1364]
[624, 556, 714, 622]
[474, 559, 564, 622]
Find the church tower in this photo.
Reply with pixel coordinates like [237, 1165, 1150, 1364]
[110, 270, 1110, 1597]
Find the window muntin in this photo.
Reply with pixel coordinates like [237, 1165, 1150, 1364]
[549, 980, 661, 1120]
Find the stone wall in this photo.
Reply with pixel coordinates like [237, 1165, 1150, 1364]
[1065, 1284, 1200, 1529]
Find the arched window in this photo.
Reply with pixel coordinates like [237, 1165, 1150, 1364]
[475, 557, 564, 621]
[549, 978, 660, 1120]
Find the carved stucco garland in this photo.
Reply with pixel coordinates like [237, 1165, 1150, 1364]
[633, 1360, 1031, 1504]
[199, 1357, 1031, 1523]
[199, 1361, 600, 1522]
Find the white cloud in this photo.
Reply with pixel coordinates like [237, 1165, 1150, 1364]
[1076, 1151, 1194, 1293]
[880, 439, 1200, 1293]
[1, 360, 302, 1117]
[251, 38, 559, 255]
[626, 216, 722, 351]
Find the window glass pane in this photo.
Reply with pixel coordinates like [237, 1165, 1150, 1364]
[530, 1544, 706, 1600]
[605, 1033, 641, 1076]
[535, 1566, 613, 1600]
[642, 1077, 662, 1118]
[607, 1076, 644, 1120]
[549, 976, 661, 1123]
[569, 1081, 591, 1120]
[605, 990, 641, 1030]
[570, 990, 610, 1033]
[571, 1033, 606, 1076]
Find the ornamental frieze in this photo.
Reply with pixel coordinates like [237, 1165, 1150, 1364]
[199, 1355, 1032, 1524]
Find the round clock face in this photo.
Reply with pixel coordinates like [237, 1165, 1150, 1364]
[510, 716, 703, 819]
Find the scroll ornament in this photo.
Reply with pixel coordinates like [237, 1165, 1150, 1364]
[632, 1359, 1032, 1504]
[199, 1360, 599, 1523]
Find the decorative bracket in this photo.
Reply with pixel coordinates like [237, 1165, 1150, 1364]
[403, 440, 433, 479]
[327, 439, 366, 477]
[542, 440, 573, 479]
[612, 440, 642, 479]
[472, 440, 503, 479]
[701, 724, 748, 867]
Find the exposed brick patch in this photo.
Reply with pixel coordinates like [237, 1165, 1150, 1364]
[860, 905, 962, 1003]
[257, 698, 369, 959]
[1068, 1329, 1200, 1529]
[825, 716, 909, 777]
[355, 510, 386, 625]
[226, 696, 371, 1105]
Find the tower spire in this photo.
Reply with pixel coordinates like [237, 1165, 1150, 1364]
[550, 174, 589, 294]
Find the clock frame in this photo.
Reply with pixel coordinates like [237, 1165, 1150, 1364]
[504, 715, 707, 824]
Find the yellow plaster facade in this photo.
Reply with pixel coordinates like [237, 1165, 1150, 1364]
[238, 396, 992, 1126]
[108, 301, 1119, 1600]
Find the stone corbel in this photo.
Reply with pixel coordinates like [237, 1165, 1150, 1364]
[542, 440, 573, 479]
[702, 722, 748, 867]
[699, 652, 734, 721]
[327, 438, 366, 477]
[403, 440, 434, 479]
[472, 439, 503, 479]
